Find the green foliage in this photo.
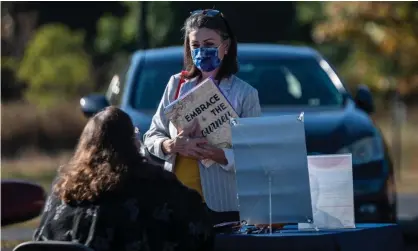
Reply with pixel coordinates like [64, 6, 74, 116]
[297, 2, 324, 25]
[95, 1, 174, 54]
[95, 14, 122, 54]
[298, 2, 418, 95]
[147, 1, 173, 48]
[121, 1, 140, 44]
[1, 56, 19, 71]
[17, 23, 94, 107]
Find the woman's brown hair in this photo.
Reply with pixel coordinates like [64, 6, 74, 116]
[182, 11, 238, 81]
[54, 106, 144, 203]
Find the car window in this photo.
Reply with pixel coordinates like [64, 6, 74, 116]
[132, 57, 343, 111]
[236, 58, 343, 106]
[132, 60, 183, 110]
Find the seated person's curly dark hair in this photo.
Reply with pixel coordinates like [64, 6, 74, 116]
[54, 106, 146, 203]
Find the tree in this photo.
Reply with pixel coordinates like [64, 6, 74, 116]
[17, 23, 94, 107]
[299, 2, 418, 95]
[95, 1, 174, 55]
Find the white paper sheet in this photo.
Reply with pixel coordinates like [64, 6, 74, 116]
[299, 154, 355, 230]
[230, 114, 312, 225]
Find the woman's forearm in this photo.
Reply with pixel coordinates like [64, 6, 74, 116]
[144, 134, 172, 161]
[143, 75, 177, 160]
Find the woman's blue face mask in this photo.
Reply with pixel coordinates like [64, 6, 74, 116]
[191, 45, 222, 72]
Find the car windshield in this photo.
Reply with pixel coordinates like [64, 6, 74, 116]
[132, 57, 344, 111]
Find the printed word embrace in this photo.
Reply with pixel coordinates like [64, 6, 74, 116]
[184, 93, 234, 137]
[164, 78, 238, 167]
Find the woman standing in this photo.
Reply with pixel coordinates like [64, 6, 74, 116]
[144, 9, 261, 224]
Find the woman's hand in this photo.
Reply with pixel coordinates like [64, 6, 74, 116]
[162, 121, 209, 159]
[161, 121, 227, 165]
[163, 138, 227, 165]
[199, 144, 228, 166]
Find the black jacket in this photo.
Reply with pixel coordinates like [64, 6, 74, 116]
[33, 164, 214, 251]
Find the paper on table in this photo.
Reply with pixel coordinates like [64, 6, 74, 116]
[230, 114, 312, 225]
[299, 154, 355, 230]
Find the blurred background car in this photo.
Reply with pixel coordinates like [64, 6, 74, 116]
[80, 43, 397, 223]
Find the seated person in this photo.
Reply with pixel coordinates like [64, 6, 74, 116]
[33, 106, 214, 251]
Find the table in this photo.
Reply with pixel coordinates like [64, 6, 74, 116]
[215, 224, 404, 251]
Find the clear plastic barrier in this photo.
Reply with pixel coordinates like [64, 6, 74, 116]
[230, 113, 313, 226]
